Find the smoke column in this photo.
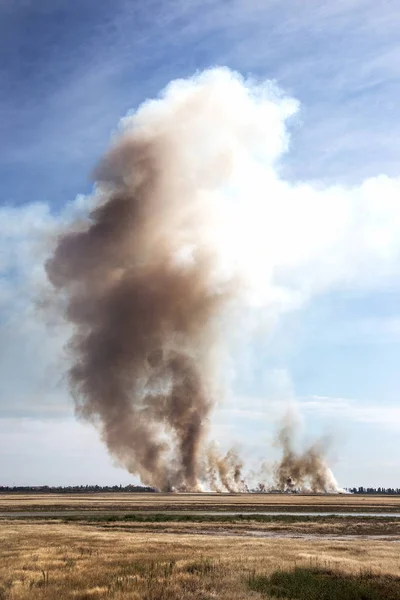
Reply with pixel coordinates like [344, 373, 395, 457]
[46, 69, 252, 491]
[274, 412, 339, 492]
[205, 445, 246, 492]
[46, 68, 339, 491]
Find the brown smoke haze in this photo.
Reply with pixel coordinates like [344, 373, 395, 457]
[46, 72, 241, 491]
[273, 413, 339, 493]
[46, 68, 339, 492]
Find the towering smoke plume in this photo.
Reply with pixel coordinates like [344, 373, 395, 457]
[274, 413, 338, 493]
[46, 68, 340, 492]
[46, 70, 245, 491]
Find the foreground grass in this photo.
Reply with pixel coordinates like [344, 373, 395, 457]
[248, 567, 400, 599]
[1, 520, 400, 599]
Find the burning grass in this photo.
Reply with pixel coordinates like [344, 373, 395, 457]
[1, 519, 400, 599]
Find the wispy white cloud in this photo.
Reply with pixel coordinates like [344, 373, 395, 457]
[217, 393, 400, 434]
[311, 315, 400, 346]
[301, 395, 400, 433]
[2, 69, 400, 429]
[0, 417, 137, 485]
[0, 196, 95, 419]
[3, 0, 400, 187]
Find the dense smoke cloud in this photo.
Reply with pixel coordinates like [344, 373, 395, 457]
[274, 413, 338, 492]
[46, 68, 348, 491]
[46, 69, 257, 491]
[205, 446, 246, 492]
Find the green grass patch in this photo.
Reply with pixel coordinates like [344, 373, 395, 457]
[248, 567, 400, 599]
[58, 512, 397, 524]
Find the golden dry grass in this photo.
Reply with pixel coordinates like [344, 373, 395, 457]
[1, 519, 400, 599]
[1, 492, 399, 513]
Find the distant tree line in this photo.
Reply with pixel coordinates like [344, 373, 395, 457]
[0, 485, 156, 494]
[344, 487, 400, 494]
[1, 485, 399, 494]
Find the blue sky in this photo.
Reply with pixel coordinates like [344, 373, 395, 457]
[1, 0, 400, 488]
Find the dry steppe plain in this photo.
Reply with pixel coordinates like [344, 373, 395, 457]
[1, 491, 400, 512]
[1, 493, 400, 599]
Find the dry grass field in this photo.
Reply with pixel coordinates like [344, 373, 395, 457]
[1, 494, 400, 598]
[1, 492, 400, 513]
[1, 519, 400, 599]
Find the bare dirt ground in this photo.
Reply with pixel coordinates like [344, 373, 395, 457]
[1, 492, 400, 513]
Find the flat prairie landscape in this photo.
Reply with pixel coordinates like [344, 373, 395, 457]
[1, 492, 400, 513]
[1, 493, 400, 599]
